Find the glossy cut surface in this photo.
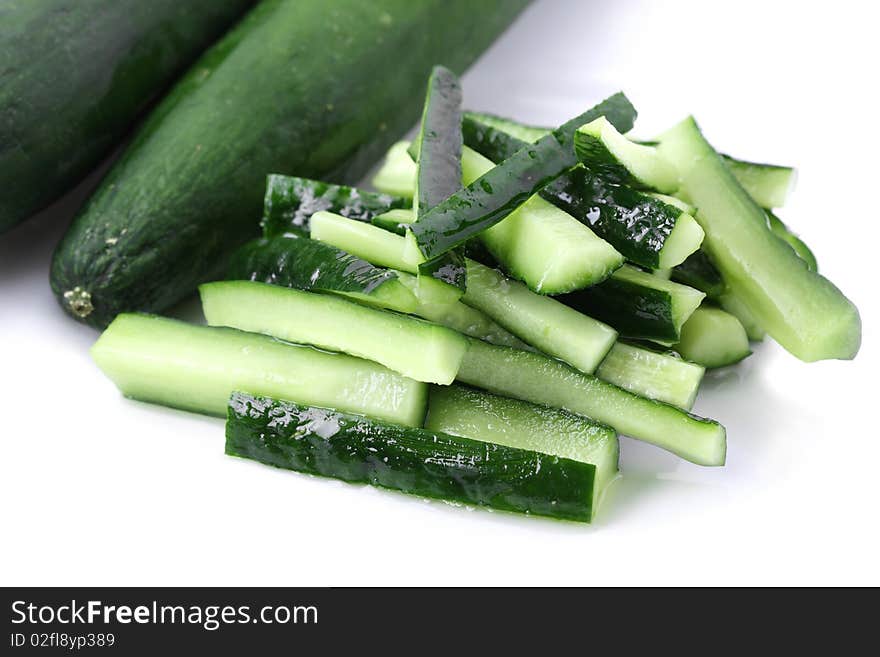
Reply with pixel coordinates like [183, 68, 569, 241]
[0, 0, 255, 232]
[226, 392, 596, 522]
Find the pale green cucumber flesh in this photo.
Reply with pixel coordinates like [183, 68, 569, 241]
[457, 338, 726, 467]
[200, 281, 466, 385]
[91, 313, 427, 426]
[311, 211, 422, 272]
[673, 306, 751, 369]
[722, 156, 797, 209]
[372, 141, 416, 198]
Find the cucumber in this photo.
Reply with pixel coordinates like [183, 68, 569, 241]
[559, 265, 705, 343]
[227, 392, 597, 523]
[459, 147, 624, 293]
[200, 281, 467, 385]
[410, 93, 637, 259]
[372, 142, 417, 198]
[395, 273, 531, 350]
[722, 156, 796, 209]
[463, 261, 618, 374]
[457, 338, 726, 466]
[657, 117, 860, 361]
[574, 117, 679, 193]
[462, 111, 548, 143]
[596, 343, 705, 411]
[310, 211, 459, 305]
[766, 211, 817, 272]
[672, 250, 726, 299]
[51, 0, 529, 327]
[461, 113, 702, 269]
[92, 314, 426, 425]
[0, 0, 254, 233]
[673, 306, 751, 368]
[718, 291, 767, 342]
[371, 208, 416, 235]
[262, 175, 407, 237]
[425, 385, 619, 518]
[226, 235, 417, 314]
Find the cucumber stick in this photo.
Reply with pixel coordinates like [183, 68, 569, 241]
[373, 142, 417, 198]
[51, 0, 529, 327]
[410, 93, 637, 259]
[200, 281, 467, 385]
[722, 156, 796, 209]
[92, 314, 426, 425]
[227, 236, 417, 314]
[766, 211, 817, 272]
[0, 0, 254, 233]
[673, 307, 751, 368]
[596, 343, 705, 411]
[574, 117, 679, 193]
[457, 338, 726, 467]
[262, 175, 408, 237]
[462, 261, 618, 374]
[560, 265, 705, 343]
[657, 117, 860, 361]
[227, 392, 598, 523]
[460, 113, 703, 270]
[425, 385, 619, 518]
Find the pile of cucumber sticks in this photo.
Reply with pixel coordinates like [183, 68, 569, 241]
[92, 67, 860, 523]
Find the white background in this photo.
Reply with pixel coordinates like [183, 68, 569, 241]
[1, 0, 878, 586]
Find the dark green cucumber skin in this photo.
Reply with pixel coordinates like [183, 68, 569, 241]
[262, 175, 407, 238]
[560, 276, 679, 342]
[410, 93, 636, 259]
[461, 114, 681, 269]
[227, 235, 396, 295]
[50, 0, 530, 328]
[226, 392, 595, 522]
[419, 250, 468, 288]
[672, 251, 725, 299]
[0, 0, 255, 233]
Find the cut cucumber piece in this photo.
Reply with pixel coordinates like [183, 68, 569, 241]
[673, 307, 751, 368]
[648, 193, 695, 214]
[722, 156, 797, 209]
[200, 281, 467, 385]
[410, 93, 637, 259]
[372, 141, 416, 198]
[395, 273, 530, 350]
[657, 117, 860, 361]
[596, 342, 705, 411]
[461, 147, 624, 293]
[560, 265, 705, 343]
[262, 175, 407, 237]
[227, 235, 417, 314]
[425, 385, 619, 517]
[463, 261, 618, 374]
[574, 117, 679, 193]
[371, 208, 415, 235]
[227, 392, 598, 523]
[92, 314, 426, 425]
[462, 114, 700, 270]
[717, 291, 766, 342]
[457, 339, 726, 467]
[766, 210, 817, 272]
[310, 211, 461, 305]
[463, 111, 548, 143]
[672, 250, 726, 299]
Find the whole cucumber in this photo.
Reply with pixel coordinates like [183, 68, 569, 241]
[0, 0, 255, 233]
[51, 0, 530, 327]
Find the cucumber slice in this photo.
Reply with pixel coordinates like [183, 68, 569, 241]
[395, 273, 530, 350]
[673, 306, 751, 368]
[596, 342, 705, 411]
[92, 314, 426, 425]
[461, 147, 624, 293]
[372, 141, 416, 198]
[200, 281, 467, 385]
[227, 392, 598, 523]
[227, 235, 417, 314]
[463, 111, 548, 143]
[672, 250, 726, 299]
[463, 260, 618, 374]
[657, 117, 860, 361]
[262, 175, 407, 237]
[457, 338, 726, 467]
[425, 385, 619, 517]
[310, 211, 461, 305]
[371, 208, 415, 235]
[574, 117, 679, 193]
[560, 265, 705, 343]
[410, 93, 636, 259]
[766, 210, 817, 272]
[722, 156, 797, 209]
[648, 192, 695, 214]
[462, 114, 701, 270]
